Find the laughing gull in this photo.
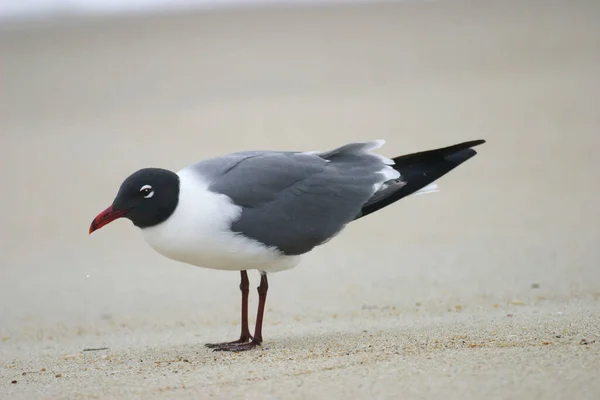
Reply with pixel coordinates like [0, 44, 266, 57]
[89, 139, 485, 351]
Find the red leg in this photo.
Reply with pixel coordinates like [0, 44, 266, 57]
[205, 270, 252, 349]
[252, 272, 268, 344]
[212, 272, 268, 352]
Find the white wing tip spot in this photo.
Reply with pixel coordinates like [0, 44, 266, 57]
[363, 140, 394, 165]
[379, 166, 401, 181]
[414, 182, 440, 195]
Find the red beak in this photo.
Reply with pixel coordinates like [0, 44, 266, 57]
[89, 205, 129, 234]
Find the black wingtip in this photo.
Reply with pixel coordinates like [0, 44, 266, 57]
[439, 140, 486, 163]
[356, 139, 486, 220]
[463, 139, 486, 147]
[392, 139, 486, 165]
[462, 139, 486, 151]
[433, 139, 486, 155]
[444, 147, 479, 165]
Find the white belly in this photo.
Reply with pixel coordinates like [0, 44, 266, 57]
[140, 168, 301, 273]
[142, 225, 301, 272]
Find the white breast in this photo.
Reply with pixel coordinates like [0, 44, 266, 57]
[141, 168, 301, 272]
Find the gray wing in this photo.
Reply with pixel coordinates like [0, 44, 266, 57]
[189, 141, 400, 256]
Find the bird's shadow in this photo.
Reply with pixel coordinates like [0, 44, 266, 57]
[197, 327, 415, 358]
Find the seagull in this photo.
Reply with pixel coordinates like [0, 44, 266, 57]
[89, 139, 485, 351]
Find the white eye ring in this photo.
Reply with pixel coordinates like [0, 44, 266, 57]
[140, 184, 154, 199]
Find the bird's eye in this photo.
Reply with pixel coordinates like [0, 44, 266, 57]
[139, 184, 154, 199]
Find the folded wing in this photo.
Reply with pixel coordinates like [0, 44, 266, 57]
[189, 141, 398, 256]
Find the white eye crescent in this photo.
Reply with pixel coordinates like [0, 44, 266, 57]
[139, 184, 154, 198]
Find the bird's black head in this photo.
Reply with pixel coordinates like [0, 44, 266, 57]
[89, 168, 180, 233]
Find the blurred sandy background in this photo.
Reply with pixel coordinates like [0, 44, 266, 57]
[1, 0, 600, 398]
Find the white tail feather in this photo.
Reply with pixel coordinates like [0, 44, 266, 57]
[414, 182, 439, 195]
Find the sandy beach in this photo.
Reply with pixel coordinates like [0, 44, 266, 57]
[1, 0, 600, 398]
